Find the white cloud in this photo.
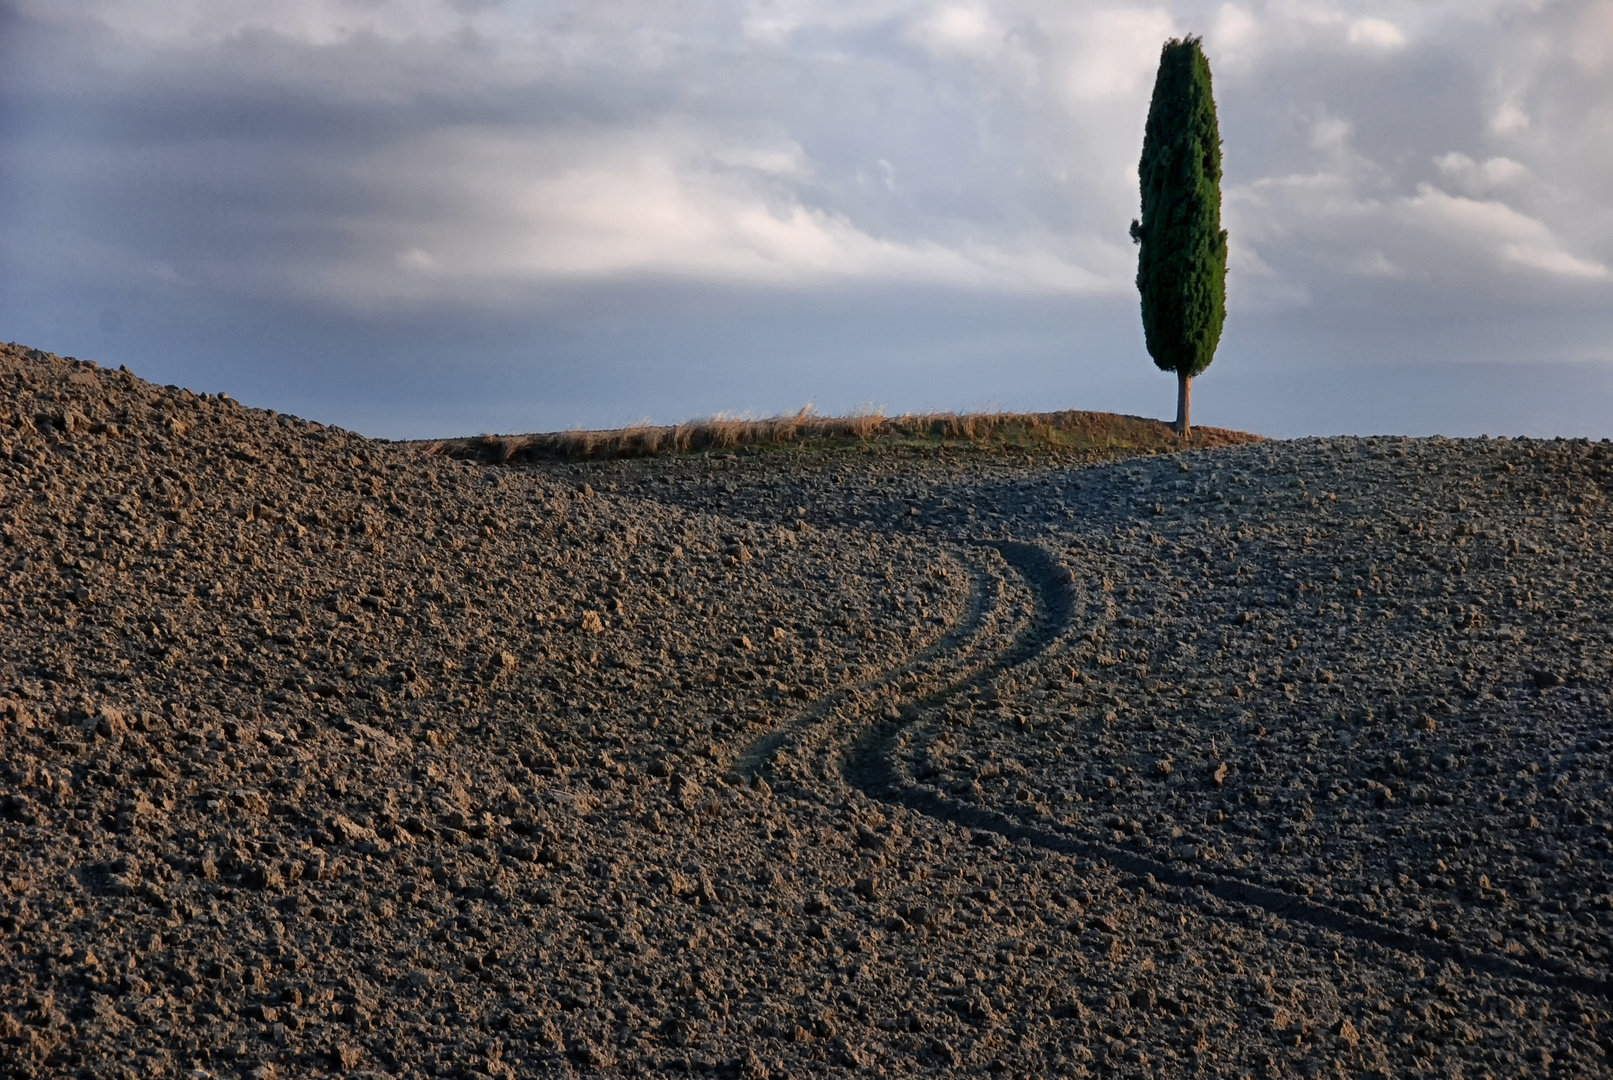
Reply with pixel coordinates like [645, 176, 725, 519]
[1502, 243, 1611, 279]
[1490, 103, 1530, 135]
[395, 248, 435, 271]
[8, 0, 1612, 320]
[740, 0, 913, 44]
[710, 142, 811, 177]
[911, 5, 1001, 54]
[1208, 3, 1417, 70]
[1309, 115, 1354, 154]
[1208, 4, 1262, 71]
[1433, 152, 1531, 196]
[1569, 0, 1613, 72]
[23, 0, 479, 47]
[1230, 162, 1608, 296]
[1347, 250, 1402, 278]
[1346, 17, 1404, 51]
[304, 127, 1130, 304]
[1056, 8, 1178, 102]
[1403, 184, 1610, 280]
[905, 4, 1179, 104]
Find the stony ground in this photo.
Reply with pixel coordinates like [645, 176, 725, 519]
[1, 342, 1610, 1079]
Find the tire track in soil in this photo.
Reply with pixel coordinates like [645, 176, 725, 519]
[754, 538, 1613, 1004]
[734, 545, 1031, 792]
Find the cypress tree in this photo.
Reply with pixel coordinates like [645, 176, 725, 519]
[1130, 36, 1227, 438]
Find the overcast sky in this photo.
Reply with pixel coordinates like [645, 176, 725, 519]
[4, 0, 1612, 439]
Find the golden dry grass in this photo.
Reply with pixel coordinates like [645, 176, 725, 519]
[415, 408, 1261, 465]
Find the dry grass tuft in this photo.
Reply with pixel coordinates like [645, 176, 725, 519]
[412, 408, 1260, 465]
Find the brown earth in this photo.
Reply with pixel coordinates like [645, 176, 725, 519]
[1, 341, 1610, 1079]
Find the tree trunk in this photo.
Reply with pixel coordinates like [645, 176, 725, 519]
[1175, 371, 1191, 437]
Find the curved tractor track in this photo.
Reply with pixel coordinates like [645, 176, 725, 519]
[744, 540, 1612, 1005]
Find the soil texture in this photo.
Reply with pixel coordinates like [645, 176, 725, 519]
[2, 343, 1611, 1079]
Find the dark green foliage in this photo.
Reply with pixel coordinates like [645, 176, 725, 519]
[1130, 36, 1227, 380]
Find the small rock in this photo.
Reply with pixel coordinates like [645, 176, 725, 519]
[91, 704, 128, 737]
[249, 863, 284, 890]
[738, 1049, 770, 1080]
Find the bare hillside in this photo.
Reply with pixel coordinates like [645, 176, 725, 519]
[1, 342, 1610, 1079]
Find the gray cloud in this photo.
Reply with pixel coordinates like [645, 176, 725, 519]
[3, 0, 1611, 437]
